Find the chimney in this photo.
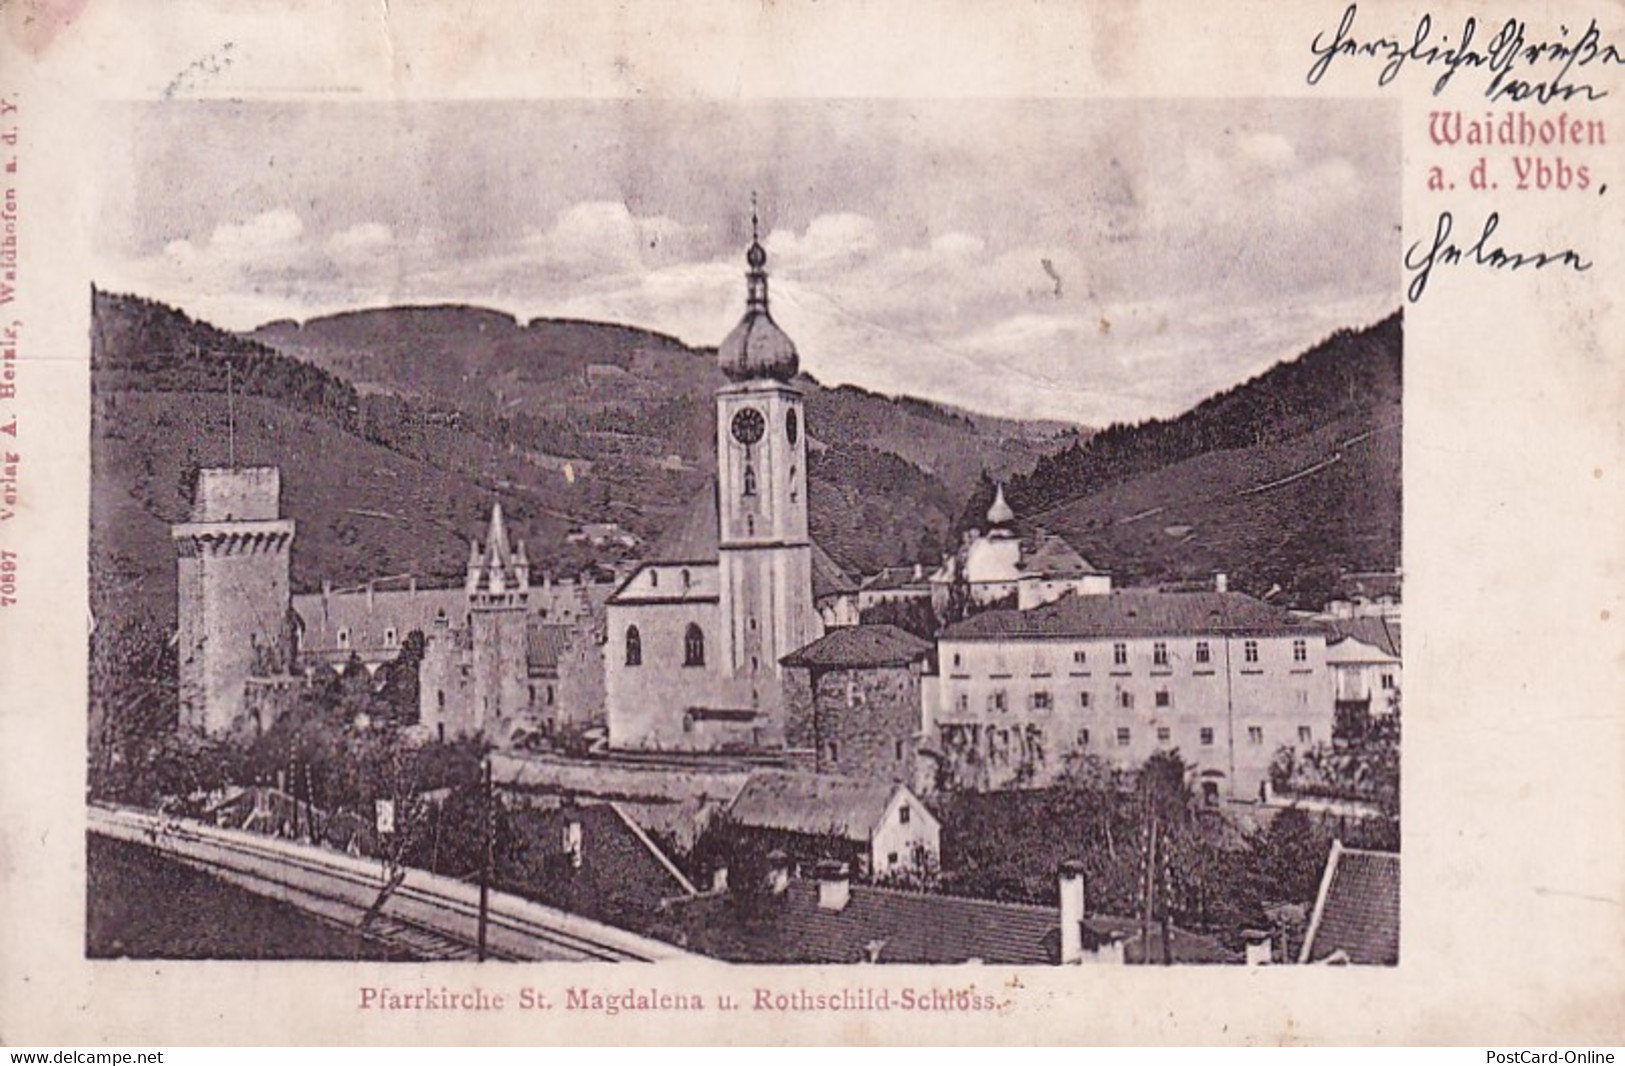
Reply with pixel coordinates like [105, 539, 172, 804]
[1059, 860, 1087, 964]
[1214, 572, 1228, 593]
[766, 850, 791, 896]
[562, 818, 583, 869]
[815, 860, 852, 912]
[1244, 931, 1273, 966]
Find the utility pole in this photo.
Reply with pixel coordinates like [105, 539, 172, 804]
[476, 756, 492, 961]
[226, 359, 236, 468]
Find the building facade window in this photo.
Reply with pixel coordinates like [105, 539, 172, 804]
[1113, 642, 1128, 666]
[650, 569, 659, 588]
[1116, 727, 1131, 747]
[742, 465, 757, 496]
[1155, 689, 1172, 708]
[1195, 641, 1211, 664]
[1247, 725, 1264, 745]
[826, 740, 839, 763]
[954, 692, 970, 713]
[1032, 690, 1053, 711]
[683, 623, 706, 667]
[1156, 726, 1171, 743]
[1153, 642, 1168, 666]
[1079, 691, 1092, 708]
[1244, 639, 1259, 663]
[988, 689, 1008, 713]
[1381, 672, 1396, 690]
[1119, 690, 1134, 709]
[1200, 727, 1214, 746]
[1073, 649, 1087, 665]
[899, 804, 911, 825]
[1078, 728, 1091, 747]
[895, 739, 904, 761]
[384, 627, 398, 647]
[1298, 726, 1312, 743]
[336, 627, 350, 649]
[1293, 638, 1307, 662]
[625, 625, 642, 666]
[681, 568, 692, 590]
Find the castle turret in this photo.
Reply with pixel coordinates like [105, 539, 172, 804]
[172, 467, 295, 735]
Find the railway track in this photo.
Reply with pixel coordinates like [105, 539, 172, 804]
[89, 804, 687, 963]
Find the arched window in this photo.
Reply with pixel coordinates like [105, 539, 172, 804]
[625, 625, 642, 667]
[681, 568, 691, 590]
[742, 464, 757, 496]
[683, 623, 706, 667]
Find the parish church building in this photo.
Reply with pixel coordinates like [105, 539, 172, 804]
[604, 232, 848, 751]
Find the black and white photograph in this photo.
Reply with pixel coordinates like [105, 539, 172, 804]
[83, 97, 1403, 969]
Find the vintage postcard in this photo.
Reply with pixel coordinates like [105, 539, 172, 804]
[0, 0, 1621, 1047]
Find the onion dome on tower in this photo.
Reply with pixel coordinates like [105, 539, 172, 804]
[987, 482, 1016, 528]
[718, 202, 799, 383]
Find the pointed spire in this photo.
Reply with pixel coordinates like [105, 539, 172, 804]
[485, 501, 512, 569]
[987, 482, 1015, 527]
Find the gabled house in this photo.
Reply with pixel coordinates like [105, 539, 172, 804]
[726, 770, 940, 879]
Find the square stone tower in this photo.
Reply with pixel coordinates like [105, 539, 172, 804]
[172, 467, 295, 735]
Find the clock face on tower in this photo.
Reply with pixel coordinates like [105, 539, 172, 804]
[731, 407, 765, 446]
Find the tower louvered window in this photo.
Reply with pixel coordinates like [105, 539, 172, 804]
[683, 623, 706, 667]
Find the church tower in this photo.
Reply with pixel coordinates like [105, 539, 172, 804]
[172, 467, 295, 735]
[714, 215, 820, 682]
[466, 501, 530, 740]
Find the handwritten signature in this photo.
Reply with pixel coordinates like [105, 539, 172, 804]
[1308, 3, 1624, 102]
[1404, 211, 1593, 303]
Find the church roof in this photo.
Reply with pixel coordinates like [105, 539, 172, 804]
[810, 542, 858, 599]
[647, 477, 854, 600]
[649, 481, 721, 564]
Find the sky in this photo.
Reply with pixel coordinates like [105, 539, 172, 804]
[96, 99, 1399, 425]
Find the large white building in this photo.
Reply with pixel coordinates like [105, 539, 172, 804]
[927, 585, 1333, 799]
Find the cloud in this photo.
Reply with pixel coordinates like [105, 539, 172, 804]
[325, 222, 394, 261]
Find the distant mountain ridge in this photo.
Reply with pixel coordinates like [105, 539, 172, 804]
[91, 289, 1400, 627]
[960, 311, 1403, 608]
[91, 291, 1072, 628]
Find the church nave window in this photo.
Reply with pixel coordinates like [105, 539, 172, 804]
[683, 623, 706, 667]
[624, 625, 642, 667]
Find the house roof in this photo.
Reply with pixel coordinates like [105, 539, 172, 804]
[646, 477, 854, 600]
[1301, 843, 1400, 965]
[781, 624, 932, 670]
[291, 584, 467, 656]
[942, 589, 1321, 642]
[1322, 616, 1402, 658]
[727, 771, 914, 843]
[1021, 529, 1104, 578]
[526, 623, 572, 673]
[858, 566, 930, 593]
[658, 880, 1237, 965]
